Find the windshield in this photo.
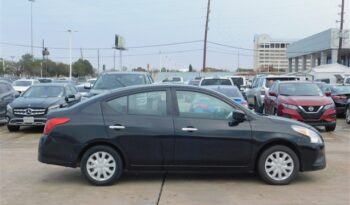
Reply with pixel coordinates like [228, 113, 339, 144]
[13, 81, 32, 87]
[279, 83, 322, 96]
[212, 87, 243, 98]
[201, 79, 232, 86]
[93, 74, 147, 90]
[22, 86, 64, 98]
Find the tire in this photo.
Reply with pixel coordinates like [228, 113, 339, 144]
[325, 124, 336, 132]
[258, 145, 299, 185]
[346, 106, 350, 125]
[7, 125, 20, 132]
[81, 145, 123, 186]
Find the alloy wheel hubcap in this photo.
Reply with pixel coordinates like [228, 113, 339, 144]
[265, 151, 294, 181]
[86, 151, 116, 181]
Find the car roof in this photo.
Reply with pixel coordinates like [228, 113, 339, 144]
[201, 76, 231, 80]
[31, 83, 69, 87]
[204, 85, 238, 90]
[277, 81, 314, 84]
[102, 72, 148, 75]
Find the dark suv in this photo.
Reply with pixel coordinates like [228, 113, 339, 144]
[0, 80, 18, 124]
[6, 83, 81, 131]
[84, 72, 154, 98]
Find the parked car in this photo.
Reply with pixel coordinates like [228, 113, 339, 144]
[346, 99, 350, 124]
[199, 77, 234, 86]
[0, 80, 18, 124]
[206, 85, 248, 108]
[6, 83, 81, 131]
[264, 81, 336, 131]
[188, 77, 202, 86]
[38, 78, 53, 83]
[12, 79, 40, 93]
[39, 84, 325, 186]
[161, 76, 184, 84]
[343, 76, 350, 85]
[84, 72, 154, 98]
[321, 84, 350, 115]
[245, 75, 299, 113]
[52, 79, 76, 85]
[225, 76, 247, 91]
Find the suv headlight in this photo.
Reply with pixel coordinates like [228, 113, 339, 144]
[291, 125, 323, 144]
[6, 104, 12, 113]
[324, 103, 335, 110]
[48, 104, 60, 111]
[282, 103, 298, 110]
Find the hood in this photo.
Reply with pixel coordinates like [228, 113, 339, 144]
[86, 89, 108, 97]
[265, 115, 317, 132]
[10, 97, 63, 108]
[279, 96, 333, 106]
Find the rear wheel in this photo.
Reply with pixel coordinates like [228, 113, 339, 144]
[346, 106, 350, 124]
[325, 124, 336, 132]
[81, 145, 123, 186]
[258, 145, 299, 185]
[7, 125, 20, 132]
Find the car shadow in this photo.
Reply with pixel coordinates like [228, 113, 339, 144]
[17, 126, 44, 134]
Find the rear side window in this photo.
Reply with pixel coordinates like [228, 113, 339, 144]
[106, 91, 167, 116]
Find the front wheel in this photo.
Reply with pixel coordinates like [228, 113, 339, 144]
[81, 145, 123, 186]
[346, 106, 350, 124]
[325, 124, 336, 132]
[258, 145, 299, 185]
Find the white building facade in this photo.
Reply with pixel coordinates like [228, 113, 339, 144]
[254, 34, 295, 73]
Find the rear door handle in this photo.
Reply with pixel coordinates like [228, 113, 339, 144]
[109, 125, 126, 130]
[182, 127, 198, 132]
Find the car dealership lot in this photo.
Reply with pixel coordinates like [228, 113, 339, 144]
[0, 120, 349, 205]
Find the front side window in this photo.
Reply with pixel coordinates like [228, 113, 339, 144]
[107, 96, 127, 114]
[128, 91, 167, 116]
[176, 91, 233, 120]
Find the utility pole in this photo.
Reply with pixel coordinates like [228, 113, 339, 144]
[28, 0, 35, 57]
[66, 29, 77, 79]
[337, 0, 345, 64]
[97, 49, 100, 75]
[202, 0, 211, 72]
[119, 50, 122, 71]
[237, 51, 240, 70]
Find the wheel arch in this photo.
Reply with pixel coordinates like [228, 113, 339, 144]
[77, 141, 128, 168]
[254, 139, 302, 171]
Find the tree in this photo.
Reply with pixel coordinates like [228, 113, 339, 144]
[161, 67, 166, 72]
[18, 54, 41, 76]
[188, 64, 193, 72]
[72, 59, 94, 77]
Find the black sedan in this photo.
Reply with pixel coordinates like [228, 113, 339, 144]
[38, 85, 325, 186]
[6, 83, 81, 131]
[321, 84, 350, 115]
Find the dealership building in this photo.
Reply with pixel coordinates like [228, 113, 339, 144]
[287, 28, 350, 72]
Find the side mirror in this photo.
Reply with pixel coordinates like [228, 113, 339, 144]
[14, 92, 20, 98]
[269, 91, 277, 97]
[65, 94, 75, 102]
[84, 83, 92, 89]
[325, 91, 331, 97]
[228, 110, 246, 126]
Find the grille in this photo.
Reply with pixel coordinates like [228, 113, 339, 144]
[301, 106, 321, 113]
[13, 108, 46, 116]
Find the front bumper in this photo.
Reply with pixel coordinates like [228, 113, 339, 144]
[300, 144, 326, 172]
[279, 108, 336, 127]
[8, 117, 47, 126]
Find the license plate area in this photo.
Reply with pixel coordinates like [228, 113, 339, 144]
[23, 117, 34, 124]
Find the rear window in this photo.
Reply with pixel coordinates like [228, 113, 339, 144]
[230, 77, 244, 86]
[265, 77, 297, 88]
[201, 79, 232, 86]
[212, 88, 243, 98]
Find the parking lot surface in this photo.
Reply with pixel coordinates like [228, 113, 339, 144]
[0, 120, 349, 205]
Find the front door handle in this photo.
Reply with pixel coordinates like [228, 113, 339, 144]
[109, 125, 126, 130]
[182, 127, 198, 132]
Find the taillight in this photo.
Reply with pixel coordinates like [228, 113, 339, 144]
[332, 95, 347, 100]
[44, 117, 70, 135]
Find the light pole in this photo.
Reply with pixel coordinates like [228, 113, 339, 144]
[28, 0, 35, 56]
[67, 30, 77, 79]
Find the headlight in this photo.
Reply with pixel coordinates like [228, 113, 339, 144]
[6, 104, 12, 113]
[282, 103, 298, 110]
[324, 103, 335, 110]
[48, 104, 60, 111]
[291, 125, 323, 144]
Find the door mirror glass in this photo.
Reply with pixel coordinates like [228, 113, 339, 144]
[269, 91, 277, 97]
[228, 109, 246, 126]
[65, 94, 75, 102]
[84, 82, 92, 89]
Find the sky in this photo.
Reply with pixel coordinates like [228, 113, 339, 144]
[1, 0, 349, 71]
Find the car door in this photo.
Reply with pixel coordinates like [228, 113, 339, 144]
[102, 89, 174, 169]
[172, 89, 252, 168]
[0, 83, 14, 117]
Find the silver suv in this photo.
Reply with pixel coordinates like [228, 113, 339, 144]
[245, 75, 299, 113]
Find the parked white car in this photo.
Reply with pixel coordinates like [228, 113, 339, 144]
[199, 76, 234, 86]
[12, 79, 40, 93]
